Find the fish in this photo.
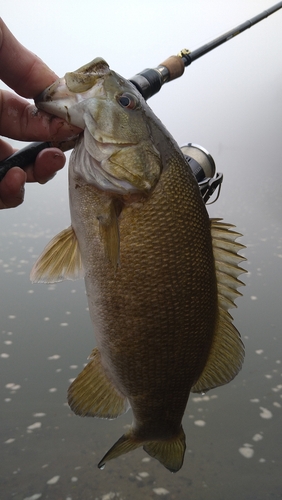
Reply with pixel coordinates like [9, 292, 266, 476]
[31, 57, 246, 473]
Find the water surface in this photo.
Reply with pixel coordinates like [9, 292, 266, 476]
[1, 147, 282, 499]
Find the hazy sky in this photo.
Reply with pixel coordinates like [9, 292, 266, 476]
[1, 0, 282, 224]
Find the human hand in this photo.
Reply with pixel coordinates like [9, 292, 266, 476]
[0, 18, 82, 209]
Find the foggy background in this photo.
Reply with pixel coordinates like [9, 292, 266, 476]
[1, 2, 282, 500]
[1, 0, 281, 214]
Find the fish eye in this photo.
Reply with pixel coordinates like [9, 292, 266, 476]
[117, 93, 137, 109]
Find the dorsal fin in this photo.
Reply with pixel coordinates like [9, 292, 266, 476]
[30, 226, 84, 283]
[192, 219, 246, 393]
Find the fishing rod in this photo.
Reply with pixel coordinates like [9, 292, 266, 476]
[130, 1, 282, 100]
[0, 1, 281, 202]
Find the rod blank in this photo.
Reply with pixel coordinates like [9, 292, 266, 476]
[182, 1, 282, 66]
[1, 2, 282, 175]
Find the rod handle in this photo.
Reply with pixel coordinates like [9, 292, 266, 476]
[0, 139, 77, 181]
[159, 55, 185, 81]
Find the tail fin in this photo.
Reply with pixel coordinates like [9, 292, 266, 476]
[98, 433, 141, 470]
[98, 426, 186, 473]
[143, 426, 186, 473]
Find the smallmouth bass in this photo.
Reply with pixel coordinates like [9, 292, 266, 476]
[31, 58, 246, 472]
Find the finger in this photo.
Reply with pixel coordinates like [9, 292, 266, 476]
[25, 147, 66, 184]
[0, 137, 15, 160]
[0, 20, 82, 142]
[0, 18, 58, 98]
[0, 89, 81, 141]
[0, 166, 26, 209]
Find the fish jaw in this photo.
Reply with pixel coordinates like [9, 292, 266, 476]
[35, 77, 88, 129]
[36, 57, 162, 195]
[35, 58, 110, 129]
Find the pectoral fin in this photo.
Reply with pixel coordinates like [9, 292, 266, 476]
[98, 200, 120, 268]
[30, 226, 84, 283]
[68, 347, 129, 419]
[192, 219, 246, 393]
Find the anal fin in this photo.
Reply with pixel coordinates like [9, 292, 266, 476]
[68, 347, 129, 419]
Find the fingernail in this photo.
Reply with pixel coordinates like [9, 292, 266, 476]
[17, 184, 25, 204]
[53, 152, 66, 166]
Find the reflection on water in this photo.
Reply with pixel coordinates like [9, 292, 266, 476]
[0, 161, 282, 500]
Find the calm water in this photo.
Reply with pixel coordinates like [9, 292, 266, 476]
[1, 147, 282, 500]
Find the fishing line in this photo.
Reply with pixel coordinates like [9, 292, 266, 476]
[0, 1, 281, 185]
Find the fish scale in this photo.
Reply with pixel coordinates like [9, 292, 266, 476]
[74, 159, 216, 431]
[31, 57, 245, 472]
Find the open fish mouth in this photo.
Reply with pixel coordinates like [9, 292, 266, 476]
[35, 57, 111, 129]
[35, 77, 105, 130]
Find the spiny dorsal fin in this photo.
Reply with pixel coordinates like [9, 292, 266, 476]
[30, 226, 84, 283]
[192, 219, 246, 393]
[68, 347, 129, 419]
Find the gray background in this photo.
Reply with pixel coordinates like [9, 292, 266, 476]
[1, 1, 282, 499]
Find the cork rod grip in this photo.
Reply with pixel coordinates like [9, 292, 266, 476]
[159, 55, 185, 81]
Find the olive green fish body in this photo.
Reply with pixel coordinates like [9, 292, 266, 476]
[31, 58, 246, 472]
[69, 148, 217, 441]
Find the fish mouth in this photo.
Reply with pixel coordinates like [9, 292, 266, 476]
[35, 57, 110, 129]
[35, 78, 92, 129]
